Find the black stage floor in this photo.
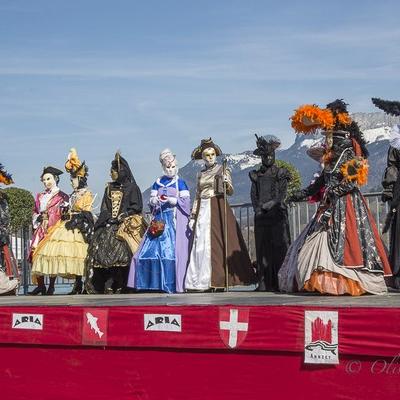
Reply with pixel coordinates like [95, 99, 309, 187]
[1, 291, 400, 307]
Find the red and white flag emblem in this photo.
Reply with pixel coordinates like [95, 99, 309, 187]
[219, 307, 249, 349]
[82, 308, 109, 346]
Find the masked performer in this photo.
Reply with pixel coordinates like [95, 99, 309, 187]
[279, 99, 391, 295]
[87, 152, 143, 294]
[278, 143, 326, 292]
[31, 149, 94, 295]
[29, 167, 69, 295]
[185, 138, 256, 291]
[372, 97, 400, 289]
[0, 164, 19, 295]
[249, 135, 291, 291]
[128, 149, 190, 293]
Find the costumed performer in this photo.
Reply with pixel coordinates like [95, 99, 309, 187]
[87, 152, 144, 294]
[185, 138, 256, 291]
[372, 97, 400, 289]
[31, 149, 94, 295]
[128, 149, 190, 293]
[29, 166, 69, 295]
[249, 134, 291, 291]
[279, 99, 391, 295]
[0, 164, 19, 295]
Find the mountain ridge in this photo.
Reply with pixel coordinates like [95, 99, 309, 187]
[143, 112, 400, 205]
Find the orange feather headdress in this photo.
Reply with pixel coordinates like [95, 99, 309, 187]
[65, 148, 87, 178]
[0, 164, 14, 185]
[290, 104, 352, 135]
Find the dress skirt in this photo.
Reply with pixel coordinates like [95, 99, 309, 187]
[134, 209, 176, 293]
[32, 220, 88, 278]
[185, 196, 255, 290]
[279, 190, 391, 295]
[88, 224, 131, 269]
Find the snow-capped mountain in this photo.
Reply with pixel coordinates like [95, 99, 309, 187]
[143, 112, 400, 205]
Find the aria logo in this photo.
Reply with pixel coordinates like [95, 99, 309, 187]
[144, 314, 182, 332]
[12, 313, 44, 330]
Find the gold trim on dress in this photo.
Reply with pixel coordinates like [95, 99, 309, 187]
[110, 190, 123, 218]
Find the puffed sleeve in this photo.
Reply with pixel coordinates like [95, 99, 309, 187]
[126, 182, 143, 216]
[225, 168, 234, 196]
[177, 178, 190, 216]
[77, 191, 93, 212]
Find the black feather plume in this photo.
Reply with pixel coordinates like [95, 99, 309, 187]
[371, 98, 400, 116]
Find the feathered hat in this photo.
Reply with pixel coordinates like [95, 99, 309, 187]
[0, 163, 14, 185]
[253, 134, 281, 156]
[290, 99, 352, 135]
[371, 97, 400, 116]
[191, 138, 222, 160]
[64, 148, 88, 178]
[372, 97, 400, 150]
[290, 99, 368, 157]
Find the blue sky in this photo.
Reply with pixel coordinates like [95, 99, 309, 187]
[1, 0, 400, 202]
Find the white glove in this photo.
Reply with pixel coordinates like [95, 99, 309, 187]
[189, 218, 195, 231]
[167, 197, 178, 206]
[149, 196, 159, 206]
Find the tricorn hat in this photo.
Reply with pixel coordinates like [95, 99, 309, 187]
[253, 134, 281, 156]
[41, 166, 63, 178]
[191, 138, 222, 160]
[0, 163, 13, 185]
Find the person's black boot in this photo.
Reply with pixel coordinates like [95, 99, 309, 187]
[69, 278, 83, 295]
[28, 285, 46, 295]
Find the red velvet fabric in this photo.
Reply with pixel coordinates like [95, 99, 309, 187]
[0, 305, 398, 399]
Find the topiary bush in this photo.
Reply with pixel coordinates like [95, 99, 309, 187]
[2, 187, 35, 232]
[275, 159, 302, 198]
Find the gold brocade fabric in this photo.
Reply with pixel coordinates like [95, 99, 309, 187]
[70, 189, 93, 212]
[110, 190, 123, 218]
[191, 164, 233, 214]
[116, 214, 147, 254]
[197, 164, 233, 199]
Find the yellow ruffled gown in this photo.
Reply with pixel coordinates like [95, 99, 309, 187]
[32, 189, 93, 278]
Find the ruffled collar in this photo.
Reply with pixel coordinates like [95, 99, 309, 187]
[156, 175, 178, 187]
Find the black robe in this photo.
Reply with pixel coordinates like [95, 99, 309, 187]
[88, 180, 143, 269]
[249, 164, 291, 291]
[382, 145, 400, 277]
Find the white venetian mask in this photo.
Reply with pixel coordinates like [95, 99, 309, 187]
[202, 147, 216, 168]
[42, 173, 57, 190]
[163, 161, 178, 178]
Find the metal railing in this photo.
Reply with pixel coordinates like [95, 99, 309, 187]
[9, 192, 388, 294]
[230, 192, 389, 262]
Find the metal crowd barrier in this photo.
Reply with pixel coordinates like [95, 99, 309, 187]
[9, 192, 388, 294]
[230, 192, 389, 262]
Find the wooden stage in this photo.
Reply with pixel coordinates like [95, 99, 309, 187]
[2, 290, 400, 307]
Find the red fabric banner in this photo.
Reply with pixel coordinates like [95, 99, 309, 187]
[0, 304, 399, 399]
[0, 305, 398, 356]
